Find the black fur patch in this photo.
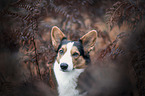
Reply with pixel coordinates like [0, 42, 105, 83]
[73, 41, 84, 56]
[74, 41, 91, 65]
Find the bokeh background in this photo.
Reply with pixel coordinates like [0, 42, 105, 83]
[0, 0, 145, 96]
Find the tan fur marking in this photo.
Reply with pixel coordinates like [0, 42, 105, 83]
[71, 46, 80, 58]
[73, 56, 87, 69]
[71, 46, 87, 69]
[56, 45, 67, 63]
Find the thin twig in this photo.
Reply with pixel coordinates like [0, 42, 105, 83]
[32, 19, 42, 80]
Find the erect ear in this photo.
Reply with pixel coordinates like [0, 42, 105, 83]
[79, 30, 97, 53]
[51, 26, 66, 50]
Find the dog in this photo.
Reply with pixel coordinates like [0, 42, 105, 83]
[51, 26, 97, 96]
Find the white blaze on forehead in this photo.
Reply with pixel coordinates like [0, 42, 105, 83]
[66, 42, 74, 52]
[59, 42, 74, 71]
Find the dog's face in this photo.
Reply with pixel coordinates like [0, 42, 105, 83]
[51, 26, 97, 72]
[56, 40, 86, 72]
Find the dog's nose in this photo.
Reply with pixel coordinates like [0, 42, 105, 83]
[60, 63, 68, 70]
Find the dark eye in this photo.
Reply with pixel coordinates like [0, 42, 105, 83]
[59, 49, 64, 54]
[72, 52, 79, 57]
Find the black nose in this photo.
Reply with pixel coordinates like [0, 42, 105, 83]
[60, 63, 68, 70]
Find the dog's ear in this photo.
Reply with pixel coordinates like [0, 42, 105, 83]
[51, 26, 66, 50]
[80, 30, 97, 53]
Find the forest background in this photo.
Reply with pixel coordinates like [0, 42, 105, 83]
[0, 0, 145, 96]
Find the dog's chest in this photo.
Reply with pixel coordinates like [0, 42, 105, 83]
[54, 61, 84, 96]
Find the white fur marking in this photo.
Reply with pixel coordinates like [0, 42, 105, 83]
[54, 42, 84, 96]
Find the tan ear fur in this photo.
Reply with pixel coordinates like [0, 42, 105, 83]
[51, 26, 66, 50]
[80, 30, 97, 53]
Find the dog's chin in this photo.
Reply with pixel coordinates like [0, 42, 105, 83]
[60, 69, 72, 72]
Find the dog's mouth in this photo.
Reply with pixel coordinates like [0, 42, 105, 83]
[60, 68, 74, 72]
[60, 69, 69, 72]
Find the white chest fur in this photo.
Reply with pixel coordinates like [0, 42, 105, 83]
[54, 61, 84, 96]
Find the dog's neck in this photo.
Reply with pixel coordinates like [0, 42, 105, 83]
[54, 61, 84, 96]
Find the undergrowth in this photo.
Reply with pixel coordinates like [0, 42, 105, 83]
[0, 0, 145, 96]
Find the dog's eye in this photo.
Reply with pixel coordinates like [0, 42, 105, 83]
[72, 52, 79, 57]
[59, 49, 64, 54]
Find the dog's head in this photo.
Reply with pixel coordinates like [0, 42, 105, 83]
[51, 26, 97, 72]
